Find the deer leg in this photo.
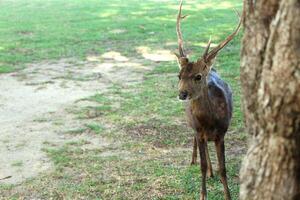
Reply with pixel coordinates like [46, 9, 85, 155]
[205, 142, 213, 178]
[191, 136, 197, 165]
[215, 139, 231, 200]
[197, 137, 207, 200]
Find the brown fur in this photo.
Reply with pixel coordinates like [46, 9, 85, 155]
[177, 56, 233, 200]
[174, 1, 242, 200]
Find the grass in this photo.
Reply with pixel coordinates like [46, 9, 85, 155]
[0, 0, 242, 73]
[11, 161, 23, 168]
[0, 0, 245, 199]
[85, 123, 105, 134]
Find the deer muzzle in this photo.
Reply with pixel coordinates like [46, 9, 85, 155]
[179, 90, 188, 100]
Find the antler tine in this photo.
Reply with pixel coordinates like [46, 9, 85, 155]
[176, 0, 186, 58]
[205, 10, 243, 61]
[202, 36, 212, 60]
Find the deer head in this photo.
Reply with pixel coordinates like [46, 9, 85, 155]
[175, 0, 242, 101]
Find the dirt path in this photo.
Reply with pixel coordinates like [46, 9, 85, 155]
[0, 52, 152, 184]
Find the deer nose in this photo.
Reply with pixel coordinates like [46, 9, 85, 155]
[179, 91, 188, 100]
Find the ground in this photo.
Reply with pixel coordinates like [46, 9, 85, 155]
[0, 0, 246, 199]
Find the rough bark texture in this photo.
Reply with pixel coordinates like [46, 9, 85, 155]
[240, 0, 300, 200]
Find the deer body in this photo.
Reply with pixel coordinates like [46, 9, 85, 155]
[186, 69, 233, 200]
[174, 1, 241, 200]
[186, 69, 232, 140]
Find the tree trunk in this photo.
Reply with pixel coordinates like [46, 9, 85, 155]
[240, 0, 300, 200]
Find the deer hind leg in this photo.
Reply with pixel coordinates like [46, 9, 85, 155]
[215, 139, 231, 200]
[197, 137, 207, 200]
[205, 142, 213, 178]
[191, 136, 197, 165]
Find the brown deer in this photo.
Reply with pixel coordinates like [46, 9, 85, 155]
[174, 1, 242, 200]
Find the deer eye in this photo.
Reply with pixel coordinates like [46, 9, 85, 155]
[194, 74, 202, 81]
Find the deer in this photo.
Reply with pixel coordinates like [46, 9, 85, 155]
[174, 1, 242, 200]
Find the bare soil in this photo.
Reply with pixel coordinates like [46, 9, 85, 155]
[0, 52, 152, 184]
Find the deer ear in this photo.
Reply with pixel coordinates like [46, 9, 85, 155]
[174, 53, 189, 69]
[203, 58, 216, 74]
[196, 56, 215, 73]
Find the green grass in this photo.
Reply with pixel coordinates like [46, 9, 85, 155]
[85, 123, 105, 134]
[0, 0, 242, 73]
[0, 0, 245, 199]
[11, 161, 23, 167]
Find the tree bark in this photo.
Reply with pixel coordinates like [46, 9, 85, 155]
[240, 0, 300, 200]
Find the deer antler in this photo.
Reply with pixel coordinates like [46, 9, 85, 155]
[176, 0, 187, 58]
[203, 10, 242, 61]
[202, 36, 211, 59]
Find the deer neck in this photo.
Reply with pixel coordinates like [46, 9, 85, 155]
[191, 84, 215, 117]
